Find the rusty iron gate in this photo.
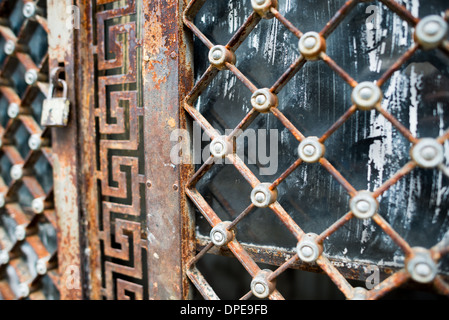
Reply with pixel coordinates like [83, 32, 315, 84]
[0, 0, 448, 300]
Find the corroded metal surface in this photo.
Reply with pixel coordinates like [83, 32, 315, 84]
[144, 0, 195, 300]
[183, 0, 449, 300]
[77, 0, 194, 300]
[47, 0, 83, 300]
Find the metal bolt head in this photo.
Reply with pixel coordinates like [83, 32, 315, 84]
[303, 35, 317, 49]
[250, 269, 275, 299]
[0, 250, 9, 265]
[252, 280, 269, 298]
[210, 222, 233, 247]
[254, 282, 266, 295]
[406, 248, 437, 284]
[23, 2, 36, 18]
[350, 287, 368, 300]
[210, 136, 231, 158]
[0, 193, 5, 208]
[31, 197, 45, 214]
[24, 69, 38, 85]
[350, 191, 378, 219]
[411, 138, 444, 169]
[254, 191, 266, 204]
[36, 259, 47, 275]
[211, 48, 223, 61]
[415, 15, 448, 50]
[255, 94, 267, 106]
[352, 82, 382, 110]
[4, 40, 16, 55]
[212, 231, 224, 243]
[298, 137, 325, 163]
[213, 142, 223, 153]
[28, 134, 42, 151]
[302, 144, 316, 157]
[15, 225, 26, 241]
[251, 0, 277, 19]
[208, 45, 234, 69]
[251, 88, 277, 113]
[298, 32, 325, 60]
[424, 21, 440, 36]
[297, 233, 321, 263]
[7, 103, 20, 119]
[421, 146, 437, 161]
[359, 87, 374, 100]
[414, 262, 431, 278]
[250, 183, 277, 208]
[18, 283, 30, 298]
[10, 164, 24, 181]
[300, 245, 314, 258]
[355, 200, 370, 213]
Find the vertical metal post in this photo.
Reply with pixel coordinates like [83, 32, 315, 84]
[143, 0, 195, 300]
[47, 0, 83, 300]
[75, 0, 101, 300]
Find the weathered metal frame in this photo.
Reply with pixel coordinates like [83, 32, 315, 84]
[2, 0, 446, 301]
[183, 0, 449, 300]
[0, 0, 83, 300]
[47, 0, 83, 300]
[76, 0, 195, 300]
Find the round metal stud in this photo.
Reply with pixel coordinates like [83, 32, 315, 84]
[298, 32, 326, 60]
[0, 250, 9, 265]
[296, 233, 322, 263]
[18, 283, 30, 298]
[10, 164, 24, 181]
[406, 247, 437, 284]
[411, 138, 444, 169]
[297, 137, 325, 163]
[350, 191, 378, 219]
[24, 69, 38, 86]
[351, 82, 382, 110]
[208, 45, 235, 70]
[7, 103, 20, 119]
[415, 15, 448, 50]
[10, 164, 25, 181]
[210, 221, 233, 247]
[31, 197, 45, 214]
[250, 88, 278, 113]
[350, 287, 368, 300]
[36, 259, 47, 275]
[4, 40, 16, 55]
[251, 0, 277, 19]
[250, 269, 276, 299]
[15, 225, 26, 241]
[23, 2, 36, 18]
[28, 134, 42, 151]
[250, 183, 277, 208]
[0, 193, 5, 208]
[210, 136, 232, 158]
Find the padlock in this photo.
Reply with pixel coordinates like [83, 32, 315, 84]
[41, 79, 70, 127]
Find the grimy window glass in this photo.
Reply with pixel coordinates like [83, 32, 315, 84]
[184, 0, 449, 299]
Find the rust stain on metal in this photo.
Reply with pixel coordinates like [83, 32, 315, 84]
[167, 117, 176, 128]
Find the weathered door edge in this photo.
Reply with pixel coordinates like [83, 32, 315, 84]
[75, 0, 101, 300]
[75, 0, 195, 300]
[143, 0, 195, 300]
[47, 0, 83, 300]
